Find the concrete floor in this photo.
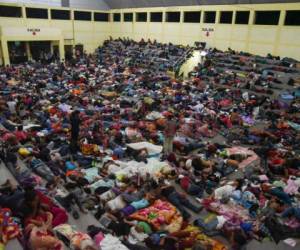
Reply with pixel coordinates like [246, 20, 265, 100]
[0, 161, 101, 250]
[1, 152, 299, 250]
[1, 125, 299, 250]
[1, 57, 299, 249]
[2, 159, 298, 250]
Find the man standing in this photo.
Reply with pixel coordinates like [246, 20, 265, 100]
[70, 110, 81, 154]
[163, 113, 177, 157]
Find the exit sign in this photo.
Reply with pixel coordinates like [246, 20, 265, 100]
[202, 28, 214, 37]
[27, 28, 41, 35]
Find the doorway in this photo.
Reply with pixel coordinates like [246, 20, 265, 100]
[29, 41, 51, 62]
[64, 45, 73, 61]
[8, 41, 27, 64]
[75, 44, 83, 58]
[53, 45, 59, 61]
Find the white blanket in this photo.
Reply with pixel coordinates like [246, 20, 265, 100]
[99, 234, 129, 250]
[23, 124, 41, 130]
[114, 157, 169, 179]
[146, 111, 164, 120]
[127, 141, 162, 154]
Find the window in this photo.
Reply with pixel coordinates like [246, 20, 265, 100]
[184, 11, 201, 23]
[150, 12, 162, 22]
[74, 11, 91, 21]
[0, 5, 22, 17]
[255, 11, 280, 25]
[94, 12, 109, 22]
[26, 8, 48, 19]
[113, 13, 120, 22]
[124, 13, 133, 22]
[235, 11, 250, 24]
[204, 11, 216, 23]
[220, 11, 233, 24]
[285, 10, 300, 26]
[136, 12, 147, 22]
[166, 12, 180, 23]
[51, 9, 70, 20]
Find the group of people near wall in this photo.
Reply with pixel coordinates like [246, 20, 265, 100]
[0, 38, 300, 250]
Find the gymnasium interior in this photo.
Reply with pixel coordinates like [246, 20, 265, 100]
[1, 1, 300, 250]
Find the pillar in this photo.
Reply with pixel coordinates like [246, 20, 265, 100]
[273, 10, 285, 56]
[1, 39, 10, 65]
[245, 10, 255, 53]
[230, 11, 237, 49]
[0, 42, 3, 66]
[162, 11, 166, 43]
[50, 42, 54, 54]
[180, 11, 184, 45]
[215, 11, 221, 24]
[59, 39, 65, 62]
[25, 42, 32, 60]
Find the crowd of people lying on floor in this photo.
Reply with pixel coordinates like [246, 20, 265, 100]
[97, 38, 193, 75]
[0, 38, 300, 250]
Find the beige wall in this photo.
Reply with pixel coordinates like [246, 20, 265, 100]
[0, 3, 110, 55]
[110, 3, 300, 60]
[0, 2, 300, 62]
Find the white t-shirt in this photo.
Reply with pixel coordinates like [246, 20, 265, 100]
[7, 101, 16, 114]
[127, 226, 148, 245]
[216, 215, 227, 229]
[214, 185, 235, 200]
[193, 103, 204, 113]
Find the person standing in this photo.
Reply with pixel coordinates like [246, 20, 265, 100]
[163, 113, 177, 157]
[70, 110, 81, 154]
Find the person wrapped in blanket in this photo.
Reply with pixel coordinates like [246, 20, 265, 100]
[25, 209, 64, 250]
[54, 224, 98, 250]
[144, 225, 227, 250]
[22, 186, 68, 228]
[0, 180, 65, 249]
[0, 207, 21, 249]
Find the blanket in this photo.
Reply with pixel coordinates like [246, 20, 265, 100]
[100, 91, 118, 98]
[201, 198, 250, 222]
[127, 141, 163, 155]
[288, 121, 300, 131]
[0, 208, 20, 245]
[175, 225, 227, 250]
[53, 224, 95, 250]
[146, 111, 164, 120]
[114, 158, 170, 180]
[129, 199, 181, 231]
[225, 146, 260, 169]
[98, 234, 129, 250]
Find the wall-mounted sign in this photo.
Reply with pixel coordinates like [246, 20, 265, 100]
[1, 27, 62, 39]
[202, 28, 214, 37]
[27, 28, 41, 35]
